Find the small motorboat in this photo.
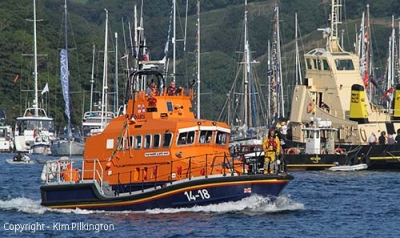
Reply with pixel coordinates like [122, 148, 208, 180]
[6, 155, 35, 164]
[328, 163, 368, 172]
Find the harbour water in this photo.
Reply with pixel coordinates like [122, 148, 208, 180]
[0, 153, 399, 237]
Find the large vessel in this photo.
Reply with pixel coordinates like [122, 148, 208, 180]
[40, 2, 293, 209]
[40, 66, 293, 211]
[285, 0, 400, 169]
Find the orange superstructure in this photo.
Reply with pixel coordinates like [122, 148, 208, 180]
[83, 69, 232, 187]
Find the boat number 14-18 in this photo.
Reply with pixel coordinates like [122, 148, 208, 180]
[184, 189, 210, 201]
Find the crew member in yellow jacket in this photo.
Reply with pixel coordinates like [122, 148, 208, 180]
[262, 129, 281, 174]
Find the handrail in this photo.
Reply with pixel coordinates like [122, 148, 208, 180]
[42, 158, 104, 188]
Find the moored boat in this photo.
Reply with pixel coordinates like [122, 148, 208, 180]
[40, 42, 293, 212]
[14, 0, 54, 155]
[285, 0, 400, 169]
[328, 163, 368, 172]
[0, 109, 13, 153]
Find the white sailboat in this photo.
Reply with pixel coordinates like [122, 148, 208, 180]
[50, 0, 84, 156]
[82, 9, 115, 140]
[14, 0, 54, 155]
[219, 0, 268, 145]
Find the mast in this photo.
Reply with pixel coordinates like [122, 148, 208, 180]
[271, 5, 284, 119]
[33, 0, 38, 116]
[329, 0, 344, 52]
[196, 0, 201, 119]
[243, 0, 249, 128]
[173, 0, 176, 82]
[90, 44, 95, 112]
[295, 12, 302, 85]
[267, 40, 271, 127]
[365, 4, 371, 98]
[64, 0, 70, 136]
[101, 9, 109, 129]
[115, 32, 118, 114]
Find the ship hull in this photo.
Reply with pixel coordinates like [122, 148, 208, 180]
[40, 174, 293, 211]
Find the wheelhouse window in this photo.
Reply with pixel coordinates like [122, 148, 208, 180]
[306, 58, 312, 69]
[162, 132, 173, 148]
[335, 59, 354, 70]
[135, 135, 142, 149]
[199, 130, 213, 144]
[322, 60, 330, 70]
[313, 59, 321, 70]
[153, 134, 161, 148]
[144, 134, 151, 149]
[216, 131, 227, 145]
[177, 131, 195, 145]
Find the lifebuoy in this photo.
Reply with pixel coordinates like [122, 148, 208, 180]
[334, 148, 345, 155]
[307, 102, 314, 114]
[360, 128, 367, 142]
[286, 147, 298, 154]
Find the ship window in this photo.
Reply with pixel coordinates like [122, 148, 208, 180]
[313, 59, 321, 70]
[322, 60, 330, 70]
[162, 132, 173, 147]
[153, 134, 161, 148]
[199, 130, 213, 144]
[129, 136, 134, 150]
[335, 59, 354, 70]
[306, 59, 312, 69]
[144, 134, 151, 149]
[216, 131, 227, 145]
[177, 131, 195, 145]
[135, 135, 142, 149]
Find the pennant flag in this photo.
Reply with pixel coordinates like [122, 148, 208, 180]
[13, 74, 20, 83]
[41, 83, 49, 95]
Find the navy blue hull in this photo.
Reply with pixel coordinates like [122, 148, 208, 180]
[41, 174, 293, 211]
[284, 139, 400, 170]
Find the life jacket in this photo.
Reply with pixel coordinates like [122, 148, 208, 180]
[267, 137, 277, 149]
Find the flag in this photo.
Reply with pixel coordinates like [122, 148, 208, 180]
[362, 72, 369, 88]
[41, 83, 49, 94]
[13, 74, 20, 83]
[244, 187, 252, 193]
[382, 87, 394, 101]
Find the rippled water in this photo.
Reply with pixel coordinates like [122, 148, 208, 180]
[0, 153, 399, 237]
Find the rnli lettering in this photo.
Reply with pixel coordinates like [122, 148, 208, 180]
[134, 114, 145, 119]
[351, 93, 359, 103]
[144, 151, 170, 157]
[310, 157, 320, 163]
[184, 189, 211, 201]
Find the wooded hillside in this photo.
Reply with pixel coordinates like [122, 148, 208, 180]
[0, 0, 399, 130]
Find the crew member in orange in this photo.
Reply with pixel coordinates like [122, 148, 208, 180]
[262, 129, 281, 174]
[167, 81, 182, 96]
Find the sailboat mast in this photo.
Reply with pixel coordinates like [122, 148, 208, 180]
[196, 0, 201, 119]
[101, 9, 109, 129]
[243, 0, 249, 128]
[275, 6, 284, 118]
[115, 32, 118, 114]
[90, 44, 95, 112]
[267, 40, 271, 127]
[33, 0, 38, 116]
[173, 0, 176, 82]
